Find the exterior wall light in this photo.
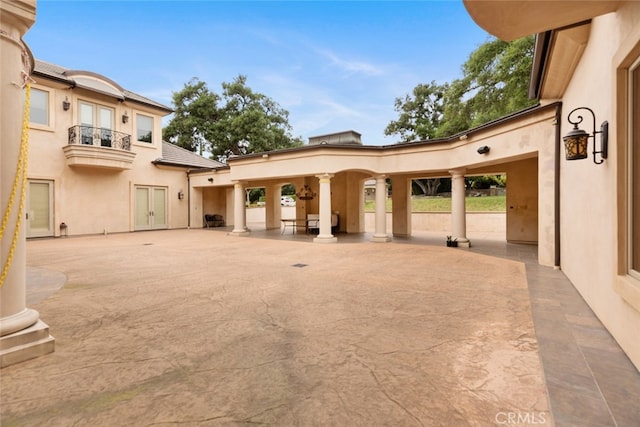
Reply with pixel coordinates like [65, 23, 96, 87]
[207, 177, 214, 183]
[563, 107, 608, 164]
[122, 111, 129, 124]
[178, 190, 184, 200]
[477, 145, 490, 154]
[62, 97, 70, 111]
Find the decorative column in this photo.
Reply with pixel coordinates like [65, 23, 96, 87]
[313, 173, 337, 243]
[449, 169, 470, 247]
[1, 0, 55, 367]
[371, 175, 390, 242]
[229, 181, 249, 236]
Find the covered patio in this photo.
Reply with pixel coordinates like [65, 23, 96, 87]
[189, 103, 558, 266]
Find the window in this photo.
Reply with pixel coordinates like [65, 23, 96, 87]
[630, 60, 640, 278]
[79, 101, 114, 146]
[136, 114, 153, 143]
[30, 88, 49, 126]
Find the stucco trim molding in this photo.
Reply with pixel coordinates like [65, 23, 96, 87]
[614, 276, 640, 313]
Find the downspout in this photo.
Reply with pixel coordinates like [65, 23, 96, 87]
[187, 170, 191, 229]
[554, 103, 562, 268]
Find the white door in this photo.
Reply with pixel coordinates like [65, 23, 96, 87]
[135, 186, 167, 230]
[27, 180, 54, 238]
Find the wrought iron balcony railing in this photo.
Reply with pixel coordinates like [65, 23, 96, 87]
[68, 125, 132, 151]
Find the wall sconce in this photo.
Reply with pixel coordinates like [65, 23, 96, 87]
[122, 111, 129, 124]
[563, 107, 608, 164]
[62, 97, 70, 111]
[178, 190, 184, 200]
[296, 184, 317, 200]
[477, 145, 490, 154]
[207, 177, 214, 183]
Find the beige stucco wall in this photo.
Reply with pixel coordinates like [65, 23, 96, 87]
[558, 4, 640, 369]
[364, 212, 506, 236]
[27, 78, 186, 236]
[505, 158, 539, 244]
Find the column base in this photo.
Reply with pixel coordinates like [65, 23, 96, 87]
[313, 235, 338, 244]
[371, 234, 391, 243]
[455, 238, 471, 248]
[0, 308, 40, 336]
[228, 229, 250, 237]
[0, 319, 55, 368]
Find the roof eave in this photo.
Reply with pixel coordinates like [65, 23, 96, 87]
[463, 0, 620, 41]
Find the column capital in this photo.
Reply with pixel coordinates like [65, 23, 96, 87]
[315, 173, 334, 181]
[448, 168, 467, 176]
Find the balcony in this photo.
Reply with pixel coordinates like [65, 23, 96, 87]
[63, 125, 136, 170]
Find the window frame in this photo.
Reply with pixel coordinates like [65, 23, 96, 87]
[614, 32, 640, 312]
[136, 113, 154, 144]
[629, 58, 640, 280]
[29, 87, 51, 129]
[78, 100, 115, 147]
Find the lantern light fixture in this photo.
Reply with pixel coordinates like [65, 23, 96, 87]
[122, 111, 129, 124]
[563, 107, 608, 164]
[62, 97, 70, 111]
[296, 184, 317, 200]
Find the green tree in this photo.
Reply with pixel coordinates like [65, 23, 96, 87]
[385, 35, 536, 142]
[163, 78, 220, 155]
[163, 76, 303, 161]
[384, 81, 446, 141]
[209, 75, 303, 160]
[451, 35, 536, 130]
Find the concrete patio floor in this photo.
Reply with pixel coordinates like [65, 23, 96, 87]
[1, 228, 639, 426]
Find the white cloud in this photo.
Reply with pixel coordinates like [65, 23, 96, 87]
[318, 48, 385, 77]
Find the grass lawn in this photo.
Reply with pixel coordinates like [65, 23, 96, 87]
[364, 195, 506, 212]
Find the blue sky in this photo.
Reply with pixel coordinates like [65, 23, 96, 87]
[24, 1, 491, 145]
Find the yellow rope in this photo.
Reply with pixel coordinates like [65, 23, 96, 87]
[0, 83, 30, 288]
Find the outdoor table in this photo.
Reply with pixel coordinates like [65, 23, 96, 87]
[280, 219, 308, 234]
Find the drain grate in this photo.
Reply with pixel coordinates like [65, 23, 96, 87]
[291, 263, 308, 268]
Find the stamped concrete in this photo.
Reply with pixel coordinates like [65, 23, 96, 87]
[1, 229, 550, 426]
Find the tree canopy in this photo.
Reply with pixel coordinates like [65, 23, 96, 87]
[163, 76, 303, 161]
[385, 35, 537, 142]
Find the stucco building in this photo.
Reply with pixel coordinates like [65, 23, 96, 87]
[26, 60, 223, 238]
[464, 0, 640, 372]
[2, 0, 639, 373]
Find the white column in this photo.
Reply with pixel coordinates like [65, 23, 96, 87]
[1, 0, 55, 368]
[313, 173, 337, 244]
[371, 175, 390, 242]
[229, 181, 249, 236]
[449, 169, 470, 247]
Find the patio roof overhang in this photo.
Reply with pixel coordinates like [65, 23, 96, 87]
[217, 103, 559, 183]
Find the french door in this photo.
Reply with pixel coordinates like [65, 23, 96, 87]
[135, 186, 167, 230]
[79, 101, 114, 146]
[27, 180, 54, 238]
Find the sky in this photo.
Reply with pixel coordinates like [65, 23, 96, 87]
[24, 0, 492, 146]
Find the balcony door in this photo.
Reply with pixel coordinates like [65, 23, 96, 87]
[135, 186, 167, 230]
[79, 101, 114, 146]
[27, 180, 54, 238]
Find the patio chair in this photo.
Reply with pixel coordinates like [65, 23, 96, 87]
[204, 214, 225, 228]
